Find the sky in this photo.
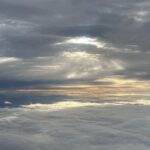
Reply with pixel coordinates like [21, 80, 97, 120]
[0, 0, 150, 90]
[1, 1, 150, 150]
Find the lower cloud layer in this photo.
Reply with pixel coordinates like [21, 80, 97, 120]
[0, 101, 150, 150]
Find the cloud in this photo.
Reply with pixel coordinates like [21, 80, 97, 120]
[4, 101, 12, 105]
[0, 1, 150, 149]
[0, 0, 150, 87]
[1, 100, 150, 149]
[0, 51, 124, 88]
[22, 100, 150, 111]
[57, 37, 106, 48]
[0, 57, 21, 64]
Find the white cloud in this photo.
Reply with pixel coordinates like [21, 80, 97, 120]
[22, 100, 150, 111]
[56, 37, 106, 48]
[4, 101, 12, 105]
[1, 100, 150, 150]
[0, 57, 21, 64]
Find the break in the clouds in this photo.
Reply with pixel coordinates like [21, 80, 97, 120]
[0, 0, 150, 88]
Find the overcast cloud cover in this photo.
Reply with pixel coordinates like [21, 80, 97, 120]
[0, 0, 150, 88]
[1, 102, 150, 150]
[1, 0, 150, 150]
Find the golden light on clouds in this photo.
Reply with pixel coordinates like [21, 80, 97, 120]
[12, 76, 150, 99]
[22, 101, 101, 111]
[63, 51, 100, 59]
[22, 100, 150, 112]
[96, 76, 150, 89]
[95, 76, 138, 86]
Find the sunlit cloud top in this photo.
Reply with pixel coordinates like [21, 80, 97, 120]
[22, 100, 150, 112]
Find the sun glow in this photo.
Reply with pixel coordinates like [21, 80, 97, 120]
[57, 37, 106, 48]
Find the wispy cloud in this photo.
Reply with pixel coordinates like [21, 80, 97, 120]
[0, 57, 21, 64]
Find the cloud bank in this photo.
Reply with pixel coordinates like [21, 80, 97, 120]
[1, 101, 150, 150]
[0, 0, 150, 88]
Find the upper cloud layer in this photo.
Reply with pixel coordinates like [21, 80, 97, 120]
[0, 0, 150, 87]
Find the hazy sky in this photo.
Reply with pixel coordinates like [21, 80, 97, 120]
[0, 0, 150, 89]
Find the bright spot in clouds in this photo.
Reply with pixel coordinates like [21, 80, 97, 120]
[0, 57, 21, 64]
[58, 37, 106, 48]
[61, 51, 124, 79]
[63, 51, 100, 59]
[4, 101, 12, 105]
[66, 72, 89, 79]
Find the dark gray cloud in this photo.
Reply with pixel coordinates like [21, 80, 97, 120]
[0, 0, 150, 87]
